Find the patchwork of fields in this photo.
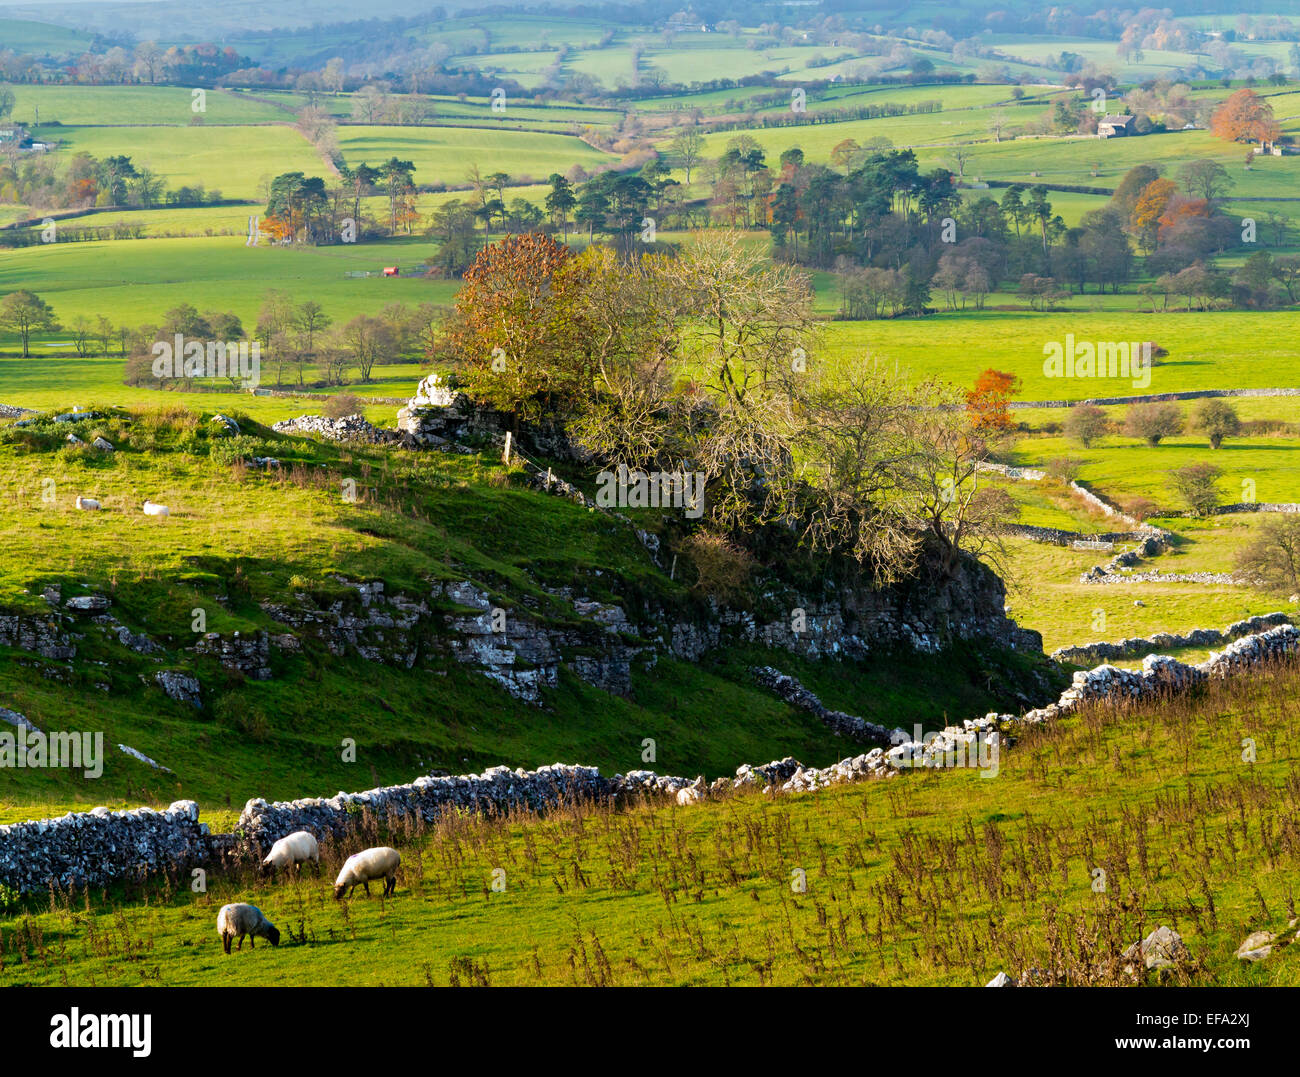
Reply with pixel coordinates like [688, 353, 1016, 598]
[1, 8, 1299, 1005]
[0, 77, 1296, 766]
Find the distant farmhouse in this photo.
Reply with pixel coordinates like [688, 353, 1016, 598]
[0, 124, 49, 154]
[665, 9, 714, 32]
[1097, 114, 1139, 138]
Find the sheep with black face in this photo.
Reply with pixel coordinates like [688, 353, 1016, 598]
[217, 904, 281, 954]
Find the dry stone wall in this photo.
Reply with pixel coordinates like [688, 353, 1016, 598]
[4, 624, 1297, 896]
[1051, 613, 1290, 665]
[0, 800, 207, 896]
[1008, 388, 1300, 409]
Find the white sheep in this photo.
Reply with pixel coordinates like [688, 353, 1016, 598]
[216, 903, 281, 954]
[142, 500, 169, 517]
[333, 846, 401, 899]
[676, 776, 705, 806]
[261, 830, 320, 876]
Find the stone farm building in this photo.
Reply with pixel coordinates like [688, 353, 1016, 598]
[1098, 114, 1139, 138]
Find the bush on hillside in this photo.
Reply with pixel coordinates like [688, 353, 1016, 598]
[1235, 515, 1300, 594]
[1124, 402, 1182, 446]
[1168, 462, 1222, 516]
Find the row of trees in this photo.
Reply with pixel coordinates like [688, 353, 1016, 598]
[419, 148, 1294, 315]
[0, 43, 248, 88]
[252, 293, 440, 387]
[115, 296, 439, 389]
[0, 288, 435, 390]
[1063, 398, 1244, 450]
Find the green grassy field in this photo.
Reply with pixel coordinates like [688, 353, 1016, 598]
[335, 126, 617, 186]
[11, 86, 300, 126]
[825, 310, 1300, 401]
[914, 128, 1300, 199]
[1000, 536, 1286, 655]
[0, 236, 457, 334]
[636, 82, 1030, 116]
[0, 17, 92, 54]
[1010, 432, 1300, 507]
[29, 124, 330, 201]
[295, 93, 623, 133]
[6, 658, 1298, 986]
[696, 99, 1058, 161]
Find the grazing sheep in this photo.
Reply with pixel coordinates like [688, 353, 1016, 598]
[676, 776, 705, 806]
[216, 904, 281, 954]
[75, 497, 100, 511]
[261, 831, 320, 876]
[142, 500, 169, 517]
[333, 847, 401, 899]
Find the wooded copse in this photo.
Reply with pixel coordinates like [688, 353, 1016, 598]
[0, 150, 226, 217]
[437, 230, 1012, 586]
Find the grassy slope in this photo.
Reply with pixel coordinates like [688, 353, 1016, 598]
[0, 406, 1054, 823]
[1000, 536, 1286, 655]
[335, 126, 617, 186]
[0, 236, 457, 333]
[11, 86, 298, 126]
[5, 657, 1298, 986]
[29, 125, 329, 201]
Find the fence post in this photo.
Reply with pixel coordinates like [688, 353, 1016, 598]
[503, 431, 512, 465]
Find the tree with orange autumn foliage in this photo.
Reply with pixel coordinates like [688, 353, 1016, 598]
[1129, 177, 1177, 253]
[438, 232, 595, 423]
[1157, 195, 1210, 243]
[1210, 88, 1281, 145]
[68, 177, 97, 205]
[259, 214, 294, 243]
[966, 369, 1021, 432]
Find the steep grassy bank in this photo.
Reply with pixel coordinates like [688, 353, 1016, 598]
[0, 404, 1055, 821]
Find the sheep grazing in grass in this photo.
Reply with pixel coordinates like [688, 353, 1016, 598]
[676, 776, 705, 806]
[216, 904, 281, 954]
[333, 847, 401, 899]
[261, 830, 320, 876]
